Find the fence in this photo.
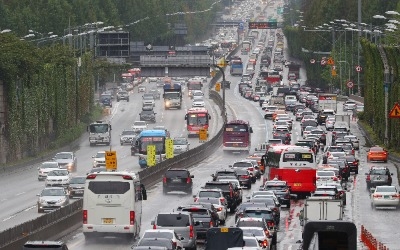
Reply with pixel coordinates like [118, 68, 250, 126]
[360, 225, 389, 250]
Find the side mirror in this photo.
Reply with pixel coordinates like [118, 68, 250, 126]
[249, 127, 253, 133]
[228, 165, 233, 168]
[184, 114, 188, 120]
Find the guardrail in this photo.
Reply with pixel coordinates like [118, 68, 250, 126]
[0, 42, 240, 250]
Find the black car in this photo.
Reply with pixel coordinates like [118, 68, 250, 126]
[189, 203, 220, 227]
[68, 176, 86, 198]
[233, 168, 252, 189]
[204, 181, 240, 211]
[163, 168, 194, 194]
[139, 110, 156, 122]
[177, 205, 215, 242]
[326, 159, 350, 181]
[211, 169, 238, 181]
[116, 90, 129, 102]
[262, 179, 295, 208]
[300, 121, 318, 136]
[317, 110, 335, 125]
[365, 166, 393, 189]
[345, 155, 360, 174]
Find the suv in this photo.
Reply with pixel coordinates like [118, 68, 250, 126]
[139, 110, 156, 123]
[177, 205, 216, 242]
[365, 166, 393, 189]
[163, 168, 194, 194]
[23, 241, 69, 250]
[151, 212, 198, 250]
[262, 179, 294, 207]
[116, 91, 129, 102]
[211, 169, 238, 181]
[142, 93, 155, 107]
[204, 181, 241, 211]
[317, 109, 336, 125]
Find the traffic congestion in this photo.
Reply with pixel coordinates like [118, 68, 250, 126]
[1, 0, 400, 250]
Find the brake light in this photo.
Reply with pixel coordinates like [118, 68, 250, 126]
[267, 221, 275, 228]
[153, 224, 156, 229]
[262, 239, 268, 247]
[333, 177, 338, 181]
[172, 242, 177, 249]
[220, 197, 226, 203]
[194, 197, 198, 202]
[353, 161, 358, 165]
[86, 174, 96, 179]
[366, 175, 371, 181]
[186, 177, 191, 184]
[189, 225, 194, 238]
[286, 133, 290, 137]
[130, 211, 135, 225]
[373, 194, 382, 198]
[209, 221, 213, 227]
[122, 175, 133, 180]
[163, 177, 167, 183]
[217, 207, 223, 211]
[83, 210, 88, 224]
[351, 149, 355, 155]
[264, 230, 270, 236]
[273, 207, 278, 212]
[242, 175, 249, 179]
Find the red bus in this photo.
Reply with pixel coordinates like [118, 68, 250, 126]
[187, 78, 203, 97]
[185, 108, 211, 137]
[263, 145, 317, 197]
[222, 120, 253, 152]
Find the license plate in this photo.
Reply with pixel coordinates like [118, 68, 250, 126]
[75, 190, 83, 194]
[384, 195, 390, 199]
[172, 179, 181, 183]
[220, 227, 229, 233]
[103, 218, 114, 224]
[233, 143, 238, 146]
[294, 183, 302, 187]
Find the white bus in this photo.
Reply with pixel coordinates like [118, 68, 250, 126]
[83, 171, 147, 240]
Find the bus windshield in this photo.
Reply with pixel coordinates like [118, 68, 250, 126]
[187, 113, 208, 126]
[139, 137, 165, 154]
[282, 152, 314, 163]
[225, 124, 248, 132]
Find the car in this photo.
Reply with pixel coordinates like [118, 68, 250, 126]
[317, 109, 335, 125]
[52, 152, 77, 172]
[262, 179, 295, 207]
[203, 181, 241, 211]
[365, 166, 393, 189]
[138, 85, 146, 92]
[149, 89, 161, 99]
[323, 146, 346, 164]
[367, 146, 388, 162]
[37, 187, 69, 213]
[142, 93, 156, 107]
[151, 212, 198, 250]
[38, 161, 60, 181]
[233, 168, 252, 189]
[100, 93, 112, 107]
[194, 197, 227, 225]
[140, 110, 157, 122]
[173, 137, 190, 154]
[191, 90, 204, 99]
[162, 168, 194, 194]
[212, 169, 238, 181]
[336, 143, 355, 156]
[273, 128, 291, 145]
[132, 121, 148, 133]
[45, 169, 70, 187]
[344, 135, 360, 150]
[325, 116, 336, 131]
[23, 241, 69, 250]
[312, 185, 340, 201]
[68, 176, 86, 198]
[140, 229, 184, 250]
[316, 170, 340, 185]
[136, 238, 177, 250]
[120, 129, 137, 145]
[176, 205, 215, 242]
[343, 101, 357, 111]
[241, 228, 271, 249]
[142, 103, 154, 111]
[344, 155, 359, 174]
[187, 203, 220, 227]
[371, 186, 400, 209]
[92, 151, 106, 168]
[192, 96, 205, 107]
[236, 217, 277, 246]
[116, 90, 129, 102]
[264, 106, 278, 119]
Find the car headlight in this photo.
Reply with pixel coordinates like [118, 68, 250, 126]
[39, 198, 46, 204]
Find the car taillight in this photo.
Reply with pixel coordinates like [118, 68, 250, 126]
[162, 177, 167, 183]
[333, 177, 338, 181]
[130, 211, 135, 225]
[351, 149, 355, 155]
[153, 224, 156, 229]
[267, 221, 275, 228]
[83, 210, 88, 224]
[194, 197, 198, 202]
[242, 175, 249, 179]
[373, 194, 382, 198]
[264, 230, 270, 237]
[172, 242, 177, 248]
[353, 161, 358, 165]
[217, 207, 223, 211]
[209, 221, 213, 227]
[186, 177, 191, 183]
[248, 167, 254, 172]
[273, 207, 278, 212]
[286, 133, 290, 137]
[366, 175, 371, 181]
[189, 225, 194, 238]
[262, 239, 268, 247]
[220, 197, 225, 203]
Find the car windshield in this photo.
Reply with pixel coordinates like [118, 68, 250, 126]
[242, 228, 265, 237]
[244, 210, 273, 220]
[173, 138, 187, 145]
[41, 189, 65, 196]
[370, 147, 384, 152]
[317, 171, 335, 177]
[143, 95, 154, 100]
[69, 177, 86, 184]
[48, 170, 68, 176]
[121, 130, 136, 136]
[143, 231, 173, 239]
[95, 152, 105, 158]
[199, 191, 221, 198]
[54, 153, 72, 159]
[141, 111, 154, 115]
[370, 169, 388, 175]
[40, 162, 59, 169]
[134, 121, 146, 126]
[376, 186, 396, 192]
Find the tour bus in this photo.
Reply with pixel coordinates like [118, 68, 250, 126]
[82, 171, 147, 240]
[133, 130, 167, 168]
[185, 108, 211, 137]
[222, 120, 253, 152]
[230, 57, 243, 76]
[263, 145, 317, 197]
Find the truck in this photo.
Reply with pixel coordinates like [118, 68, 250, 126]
[163, 83, 182, 109]
[269, 95, 285, 110]
[300, 198, 343, 228]
[87, 120, 112, 146]
[334, 114, 351, 132]
[287, 63, 301, 80]
[318, 93, 337, 112]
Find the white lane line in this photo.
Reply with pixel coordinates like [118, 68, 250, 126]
[24, 205, 36, 212]
[16, 192, 25, 196]
[3, 215, 16, 221]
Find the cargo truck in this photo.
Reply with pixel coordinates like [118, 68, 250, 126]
[300, 198, 343, 228]
[287, 63, 301, 80]
[317, 93, 337, 112]
[163, 83, 182, 109]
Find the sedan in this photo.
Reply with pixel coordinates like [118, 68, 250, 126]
[37, 187, 69, 213]
[371, 186, 400, 209]
[367, 146, 388, 162]
[192, 96, 205, 108]
[38, 161, 60, 181]
[68, 176, 86, 198]
[45, 169, 70, 187]
[140, 229, 184, 249]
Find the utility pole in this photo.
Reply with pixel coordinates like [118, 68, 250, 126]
[357, 0, 362, 95]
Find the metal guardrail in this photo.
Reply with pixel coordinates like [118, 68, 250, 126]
[140, 55, 212, 66]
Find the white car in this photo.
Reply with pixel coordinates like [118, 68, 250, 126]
[316, 170, 340, 184]
[92, 151, 106, 168]
[191, 90, 204, 99]
[241, 228, 271, 249]
[195, 196, 227, 224]
[192, 96, 205, 107]
[173, 137, 190, 154]
[38, 161, 60, 181]
[131, 121, 148, 133]
[344, 135, 360, 150]
[343, 101, 357, 111]
[325, 116, 336, 131]
[371, 186, 400, 209]
[45, 169, 70, 187]
[140, 229, 184, 249]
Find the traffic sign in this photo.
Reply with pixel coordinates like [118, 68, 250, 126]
[389, 102, 400, 118]
[332, 65, 336, 70]
[217, 58, 228, 67]
[210, 70, 216, 77]
[165, 138, 174, 159]
[347, 81, 354, 88]
[327, 57, 335, 65]
[215, 82, 221, 92]
[199, 128, 208, 142]
[239, 22, 244, 30]
[356, 65, 362, 72]
[310, 59, 315, 64]
[147, 145, 156, 167]
[105, 151, 117, 171]
[320, 59, 327, 66]
[331, 69, 337, 77]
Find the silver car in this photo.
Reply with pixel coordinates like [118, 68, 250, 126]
[120, 130, 137, 145]
[37, 187, 69, 213]
[52, 152, 77, 172]
[38, 161, 60, 181]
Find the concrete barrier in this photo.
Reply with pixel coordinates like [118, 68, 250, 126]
[349, 94, 364, 104]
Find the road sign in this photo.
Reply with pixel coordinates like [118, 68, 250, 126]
[356, 65, 362, 72]
[239, 22, 244, 30]
[210, 70, 216, 77]
[105, 151, 117, 171]
[217, 58, 228, 67]
[347, 81, 354, 88]
[320, 59, 327, 66]
[215, 82, 221, 92]
[332, 65, 336, 70]
[165, 138, 174, 159]
[310, 59, 315, 64]
[199, 129, 208, 142]
[147, 145, 156, 167]
[248, 21, 278, 29]
[327, 57, 335, 65]
[331, 69, 337, 77]
[389, 102, 400, 118]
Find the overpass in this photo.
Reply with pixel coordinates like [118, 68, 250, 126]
[211, 20, 242, 27]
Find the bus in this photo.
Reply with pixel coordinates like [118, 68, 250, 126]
[241, 40, 252, 55]
[87, 120, 112, 146]
[83, 171, 147, 240]
[185, 108, 211, 137]
[230, 57, 243, 76]
[187, 78, 203, 97]
[222, 120, 253, 152]
[263, 145, 317, 196]
[133, 130, 167, 168]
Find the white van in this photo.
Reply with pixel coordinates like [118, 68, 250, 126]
[82, 171, 147, 240]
